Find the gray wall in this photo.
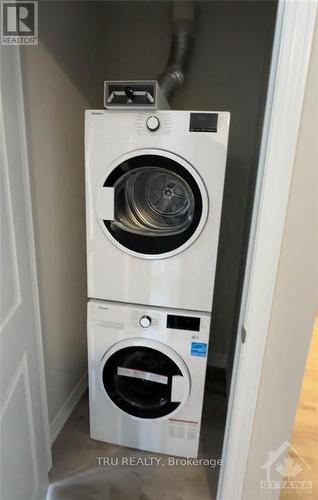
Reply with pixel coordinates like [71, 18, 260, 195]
[21, 1, 107, 432]
[102, 0, 277, 367]
[242, 15, 318, 497]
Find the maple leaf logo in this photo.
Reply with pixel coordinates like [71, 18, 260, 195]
[276, 456, 303, 478]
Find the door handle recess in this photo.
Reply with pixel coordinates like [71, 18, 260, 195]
[171, 375, 185, 402]
[96, 187, 115, 221]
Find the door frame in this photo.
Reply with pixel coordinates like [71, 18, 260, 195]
[217, 1, 317, 498]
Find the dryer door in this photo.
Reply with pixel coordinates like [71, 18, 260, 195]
[100, 339, 191, 420]
[96, 149, 208, 258]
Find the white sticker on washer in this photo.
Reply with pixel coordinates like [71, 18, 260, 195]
[117, 366, 168, 385]
[168, 419, 199, 440]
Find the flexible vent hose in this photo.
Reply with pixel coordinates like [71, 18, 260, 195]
[159, 1, 195, 101]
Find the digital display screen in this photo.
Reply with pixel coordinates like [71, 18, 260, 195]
[167, 314, 200, 332]
[189, 113, 218, 132]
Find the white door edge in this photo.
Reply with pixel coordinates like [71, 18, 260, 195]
[14, 46, 52, 470]
[217, 1, 318, 499]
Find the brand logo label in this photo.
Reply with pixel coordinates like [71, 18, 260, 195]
[260, 440, 312, 495]
[1, 1, 38, 45]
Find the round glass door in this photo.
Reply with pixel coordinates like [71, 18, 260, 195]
[101, 344, 190, 419]
[100, 152, 207, 256]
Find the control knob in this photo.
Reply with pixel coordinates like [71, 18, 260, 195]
[140, 315, 152, 328]
[146, 115, 160, 131]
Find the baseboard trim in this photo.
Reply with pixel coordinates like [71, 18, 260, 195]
[50, 372, 88, 445]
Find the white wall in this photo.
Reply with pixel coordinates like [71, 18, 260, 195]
[242, 15, 318, 498]
[21, 1, 107, 437]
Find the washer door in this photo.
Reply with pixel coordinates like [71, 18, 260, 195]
[100, 339, 191, 420]
[96, 150, 208, 258]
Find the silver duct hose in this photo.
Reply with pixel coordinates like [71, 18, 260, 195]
[159, 2, 195, 101]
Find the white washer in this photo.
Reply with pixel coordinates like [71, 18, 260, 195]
[85, 110, 230, 312]
[88, 299, 211, 458]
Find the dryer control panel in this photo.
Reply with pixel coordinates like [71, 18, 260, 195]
[189, 113, 218, 133]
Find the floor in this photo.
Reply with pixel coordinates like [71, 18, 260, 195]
[281, 317, 318, 500]
[48, 369, 227, 500]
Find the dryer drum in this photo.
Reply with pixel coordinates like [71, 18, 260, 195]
[115, 167, 195, 236]
[103, 154, 203, 255]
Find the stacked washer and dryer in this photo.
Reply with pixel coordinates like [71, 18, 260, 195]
[85, 80, 230, 458]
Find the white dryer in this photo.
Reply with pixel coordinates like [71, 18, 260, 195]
[88, 299, 211, 458]
[85, 110, 230, 312]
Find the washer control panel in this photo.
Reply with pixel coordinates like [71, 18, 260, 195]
[139, 315, 152, 328]
[166, 314, 200, 332]
[129, 308, 208, 333]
